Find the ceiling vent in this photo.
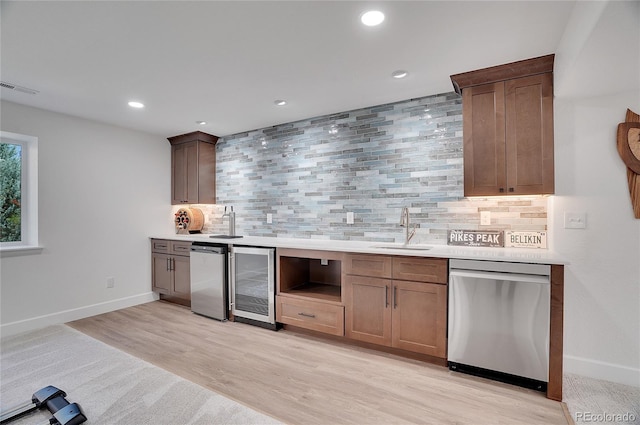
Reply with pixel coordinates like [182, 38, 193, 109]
[0, 81, 39, 95]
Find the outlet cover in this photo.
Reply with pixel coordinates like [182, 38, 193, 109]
[564, 212, 586, 229]
[106, 277, 115, 288]
[347, 212, 354, 224]
[480, 211, 491, 225]
[267, 213, 273, 224]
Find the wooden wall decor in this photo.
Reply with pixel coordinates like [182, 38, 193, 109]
[617, 109, 640, 218]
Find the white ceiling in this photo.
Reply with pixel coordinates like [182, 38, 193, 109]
[1, 1, 578, 138]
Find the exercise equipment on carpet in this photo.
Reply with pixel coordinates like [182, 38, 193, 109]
[0, 386, 86, 425]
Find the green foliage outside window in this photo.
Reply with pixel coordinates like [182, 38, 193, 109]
[1, 143, 22, 242]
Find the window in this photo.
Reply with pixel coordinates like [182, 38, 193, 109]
[0, 131, 38, 252]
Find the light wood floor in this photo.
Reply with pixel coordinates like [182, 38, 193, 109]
[68, 301, 570, 425]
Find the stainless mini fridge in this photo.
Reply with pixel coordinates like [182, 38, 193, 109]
[190, 243, 228, 321]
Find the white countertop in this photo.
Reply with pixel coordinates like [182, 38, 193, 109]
[151, 234, 568, 265]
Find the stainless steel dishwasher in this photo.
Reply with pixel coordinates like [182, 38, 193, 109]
[190, 242, 228, 321]
[448, 259, 550, 391]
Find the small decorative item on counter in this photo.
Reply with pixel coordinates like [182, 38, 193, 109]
[175, 207, 204, 234]
[447, 230, 504, 247]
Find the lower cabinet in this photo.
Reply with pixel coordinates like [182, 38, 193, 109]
[151, 239, 191, 302]
[274, 250, 447, 358]
[275, 248, 345, 336]
[344, 254, 448, 358]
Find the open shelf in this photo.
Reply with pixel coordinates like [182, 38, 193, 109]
[277, 249, 343, 304]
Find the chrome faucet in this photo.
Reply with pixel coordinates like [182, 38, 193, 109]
[400, 207, 416, 244]
[223, 206, 236, 236]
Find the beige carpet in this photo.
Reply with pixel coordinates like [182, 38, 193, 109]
[0, 325, 281, 425]
[563, 373, 640, 425]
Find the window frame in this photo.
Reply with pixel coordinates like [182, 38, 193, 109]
[0, 131, 40, 254]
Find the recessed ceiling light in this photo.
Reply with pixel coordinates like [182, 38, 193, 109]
[128, 101, 144, 108]
[274, 100, 287, 106]
[361, 10, 385, 26]
[392, 70, 409, 79]
[196, 121, 207, 125]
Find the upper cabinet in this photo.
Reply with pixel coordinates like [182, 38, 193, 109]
[168, 131, 218, 205]
[451, 55, 555, 196]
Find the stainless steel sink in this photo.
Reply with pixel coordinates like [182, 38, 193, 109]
[371, 244, 432, 251]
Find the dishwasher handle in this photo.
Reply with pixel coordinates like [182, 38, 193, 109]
[449, 269, 550, 285]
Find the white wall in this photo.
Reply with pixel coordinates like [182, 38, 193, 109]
[0, 101, 173, 336]
[553, 1, 640, 387]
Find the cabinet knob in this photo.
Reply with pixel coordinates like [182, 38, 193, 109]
[509, 187, 514, 192]
[499, 188, 505, 193]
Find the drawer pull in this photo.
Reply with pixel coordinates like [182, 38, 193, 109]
[298, 312, 316, 319]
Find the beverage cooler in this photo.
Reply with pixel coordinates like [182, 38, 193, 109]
[229, 246, 276, 329]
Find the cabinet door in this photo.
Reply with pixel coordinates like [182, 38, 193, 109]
[196, 141, 216, 204]
[172, 255, 191, 300]
[344, 275, 392, 346]
[152, 253, 171, 294]
[392, 280, 447, 358]
[171, 141, 198, 204]
[463, 81, 506, 196]
[505, 73, 554, 195]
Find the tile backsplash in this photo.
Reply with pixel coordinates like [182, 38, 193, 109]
[177, 92, 547, 245]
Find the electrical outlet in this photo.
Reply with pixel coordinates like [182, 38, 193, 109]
[480, 211, 491, 225]
[267, 213, 273, 224]
[106, 277, 115, 288]
[347, 212, 354, 224]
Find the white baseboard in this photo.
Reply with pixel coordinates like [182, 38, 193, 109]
[565, 354, 640, 387]
[0, 292, 159, 338]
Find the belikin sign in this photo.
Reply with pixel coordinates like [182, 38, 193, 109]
[504, 231, 547, 249]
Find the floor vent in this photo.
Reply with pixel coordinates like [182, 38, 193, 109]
[0, 81, 39, 95]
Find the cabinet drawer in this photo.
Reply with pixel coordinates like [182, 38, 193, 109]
[344, 254, 392, 278]
[170, 241, 192, 256]
[151, 239, 170, 253]
[276, 296, 344, 336]
[392, 257, 448, 284]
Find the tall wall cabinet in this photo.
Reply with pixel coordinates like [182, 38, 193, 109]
[168, 131, 218, 205]
[451, 54, 555, 196]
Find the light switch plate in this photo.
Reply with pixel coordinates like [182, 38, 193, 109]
[564, 212, 586, 229]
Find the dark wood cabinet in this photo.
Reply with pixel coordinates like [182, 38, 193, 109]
[451, 55, 555, 196]
[151, 238, 192, 305]
[168, 131, 218, 205]
[344, 254, 448, 358]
